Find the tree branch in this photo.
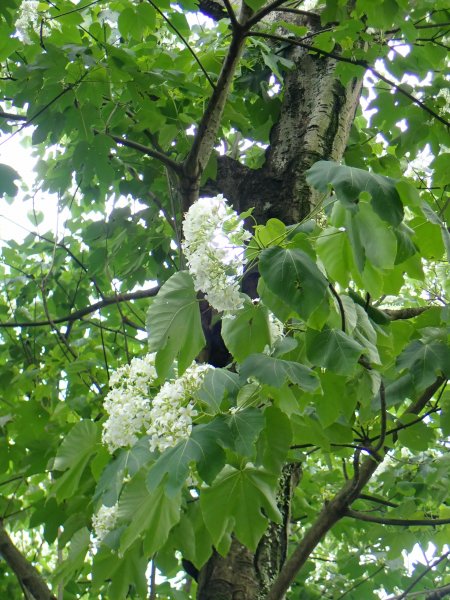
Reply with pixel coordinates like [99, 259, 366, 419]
[182, 27, 248, 208]
[0, 287, 160, 329]
[105, 132, 182, 174]
[0, 111, 27, 121]
[358, 493, 399, 508]
[383, 307, 430, 320]
[245, 0, 292, 29]
[246, 31, 450, 129]
[345, 509, 450, 527]
[389, 584, 450, 600]
[266, 378, 446, 599]
[0, 521, 56, 600]
[388, 551, 450, 600]
[146, 0, 216, 89]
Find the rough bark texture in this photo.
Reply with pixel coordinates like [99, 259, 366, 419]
[0, 522, 56, 600]
[210, 15, 362, 225]
[195, 11, 364, 600]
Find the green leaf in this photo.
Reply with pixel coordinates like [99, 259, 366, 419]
[147, 418, 233, 493]
[197, 368, 240, 414]
[118, 472, 181, 555]
[397, 418, 435, 452]
[259, 247, 329, 320]
[52, 421, 99, 501]
[440, 395, 450, 437]
[225, 408, 265, 457]
[353, 202, 397, 269]
[53, 528, 90, 585]
[201, 465, 282, 551]
[93, 545, 147, 599]
[0, 163, 20, 197]
[240, 353, 319, 391]
[397, 340, 450, 389]
[258, 406, 292, 472]
[306, 161, 404, 226]
[221, 300, 271, 362]
[147, 271, 205, 378]
[306, 328, 364, 375]
[94, 439, 154, 505]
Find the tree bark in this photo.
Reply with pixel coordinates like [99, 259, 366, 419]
[212, 14, 362, 224]
[0, 522, 56, 600]
[195, 10, 364, 599]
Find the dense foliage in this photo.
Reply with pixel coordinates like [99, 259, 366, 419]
[0, 0, 449, 598]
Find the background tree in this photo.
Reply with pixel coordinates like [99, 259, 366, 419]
[0, 0, 449, 599]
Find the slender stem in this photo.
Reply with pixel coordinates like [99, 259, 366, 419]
[328, 283, 346, 332]
[245, 0, 293, 29]
[372, 380, 387, 453]
[182, 28, 248, 208]
[266, 378, 446, 599]
[0, 522, 56, 600]
[0, 287, 160, 328]
[345, 510, 450, 527]
[246, 31, 450, 128]
[106, 132, 182, 173]
[147, 0, 215, 89]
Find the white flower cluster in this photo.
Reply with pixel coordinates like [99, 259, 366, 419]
[182, 195, 251, 313]
[14, 0, 59, 45]
[102, 354, 212, 454]
[102, 354, 158, 453]
[147, 362, 211, 453]
[268, 312, 284, 344]
[92, 503, 119, 544]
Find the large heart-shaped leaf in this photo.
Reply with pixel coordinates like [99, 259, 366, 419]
[146, 271, 205, 378]
[259, 247, 328, 320]
[306, 161, 404, 226]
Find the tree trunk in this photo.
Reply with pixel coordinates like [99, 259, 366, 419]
[196, 14, 363, 599]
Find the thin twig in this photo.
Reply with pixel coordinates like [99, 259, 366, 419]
[105, 132, 182, 173]
[388, 552, 450, 600]
[246, 0, 294, 29]
[0, 287, 160, 329]
[345, 510, 450, 527]
[372, 380, 387, 453]
[222, 0, 239, 29]
[328, 283, 346, 332]
[246, 31, 450, 128]
[147, 0, 215, 89]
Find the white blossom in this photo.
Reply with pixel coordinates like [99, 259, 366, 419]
[102, 353, 213, 455]
[15, 0, 61, 44]
[182, 195, 251, 313]
[268, 312, 284, 344]
[147, 362, 212, 453]
[102, 353, 157, 453]
[92, 503, 119, 544]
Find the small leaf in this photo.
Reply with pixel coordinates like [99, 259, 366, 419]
[306, 328, 363, 375]
[197, 368, 240, 414]
[258, 406, 292, 472]
[240, 353, 319, 391]
[306, 161, 404, 226]
[397, 418, 435, 452]
[260, 247, 328, 320]
[397, 340, 450, 389]
[147, 418, 233, 493]
[222, 300, 271, 362]
[225, 408, 265, 457]
[0, 163, 20, 197]
[52, 421, 99, 501]
[353, 202, 397, 269]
